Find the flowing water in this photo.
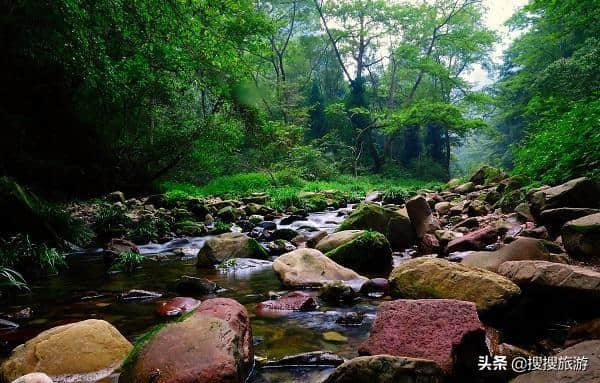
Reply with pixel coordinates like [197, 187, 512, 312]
[0, 208, 384, 382]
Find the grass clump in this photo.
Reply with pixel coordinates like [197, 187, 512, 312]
[113, 251, 144, 273]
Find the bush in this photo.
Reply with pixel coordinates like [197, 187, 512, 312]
[0, 234, 66, 276]
[513, 98, 600, 184]
[113, 251, 144, 273]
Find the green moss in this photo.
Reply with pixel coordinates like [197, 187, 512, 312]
[247, 237, 269, 259]
[325, 230, 392, 272]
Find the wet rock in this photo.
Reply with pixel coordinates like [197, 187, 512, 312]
[358, 299, 486, 375]
[562, 213, 600, 257]
[10, 373, 53, 383]
[105, 238, 139, 256]
[256, 291, 316, 312]
[319, 281, 358, 304]
[197, 232, 268, 267]
[389, 258, 520, 313]
[512, 340, 600, 383]
[434, 230, 463, 245]
[271, 228, 299, 241]
[280, 215, 305, 225]
[324, 231, 392, 273]
[467, 200, 489, 217]
[120, 298, 252, 383]
[338, 203, 416, 249]
[324, 355, 443, 383]
[118, 289, 162, 302]
[520, 226, 549, 239]
[0, 320, 132, 383]
[272, 248, 368, 289]
[266, 240, 296, 256]
[262, 351, 345, 368]
[315, 230, 364, 253]
[462, 237, 566, 272]
[406, 196, 441, 239]
[359, 278, 389, 297]
[336, 312, 364, 326]
[498, 260, 600, 295]
[175, 275, 218, 296]
[446, 226, 498, 253]
[0, 319, 19, 330]
[156, 297, 201, 317]
[243, 203, 263, 216]
[257, 221, 277, 230]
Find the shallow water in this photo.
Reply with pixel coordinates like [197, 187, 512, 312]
[0, 208, 381, 382]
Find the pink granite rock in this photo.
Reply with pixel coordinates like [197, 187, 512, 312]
[358, 299, 486, 375]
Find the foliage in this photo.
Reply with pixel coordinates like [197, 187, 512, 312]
[513, 98, 600, 184]
[0, 235, 67, 276]
[0, 267, 29, 292]
[113, 251, 144, 273]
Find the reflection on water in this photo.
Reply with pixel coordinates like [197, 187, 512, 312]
[0, 207, 382, 382]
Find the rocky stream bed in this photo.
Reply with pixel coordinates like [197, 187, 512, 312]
[1, 169, 600, 383]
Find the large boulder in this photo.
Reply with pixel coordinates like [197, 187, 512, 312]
[324, 231, 392, 272]
[358, 299, 487, 375]
[406, 196, 441, 239]
[1, 320, 132, 383]
[512, 340, 600, 383]
[461, 237, 564, 272]
[323, 355, 443, 383]
[338, 203, 416, 249]
[120, 298, 252, 383]
[315, 230, 365, 253]
[197, 233, 268, 267]
[469, 165, 506, 185]
[539, 208, 599, 237]
[498, 261, 600, 295]
[272, 248, 367, 289]
[529, 177, 600, 217]
[389, 258, 520, 313]
[562, 213, 600, 257]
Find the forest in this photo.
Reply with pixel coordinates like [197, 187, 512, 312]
[0, 0, 599, 382]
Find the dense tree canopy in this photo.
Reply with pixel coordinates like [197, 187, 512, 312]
[0, 0, 597, 193]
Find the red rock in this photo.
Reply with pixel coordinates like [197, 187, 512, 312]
[256, 291, 316, 314]
[420, 233, 440, 254]
[358, 299, 486, 375]
[446, 227, 498, 253]
[120, 298, 253, 383]
[156, 297, 201, 317]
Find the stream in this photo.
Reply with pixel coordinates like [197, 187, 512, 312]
[0, 207, 386, 382]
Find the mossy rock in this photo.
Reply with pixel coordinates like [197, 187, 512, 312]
[470, 165, 506, 185]
[339, 203, 416, 250]
[174, 221, 206, 237]
[495, 189, 527, 213]
[197, 233, 268, 267]
[325, 231, 392, 272]
[272, 228, 299, 241]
